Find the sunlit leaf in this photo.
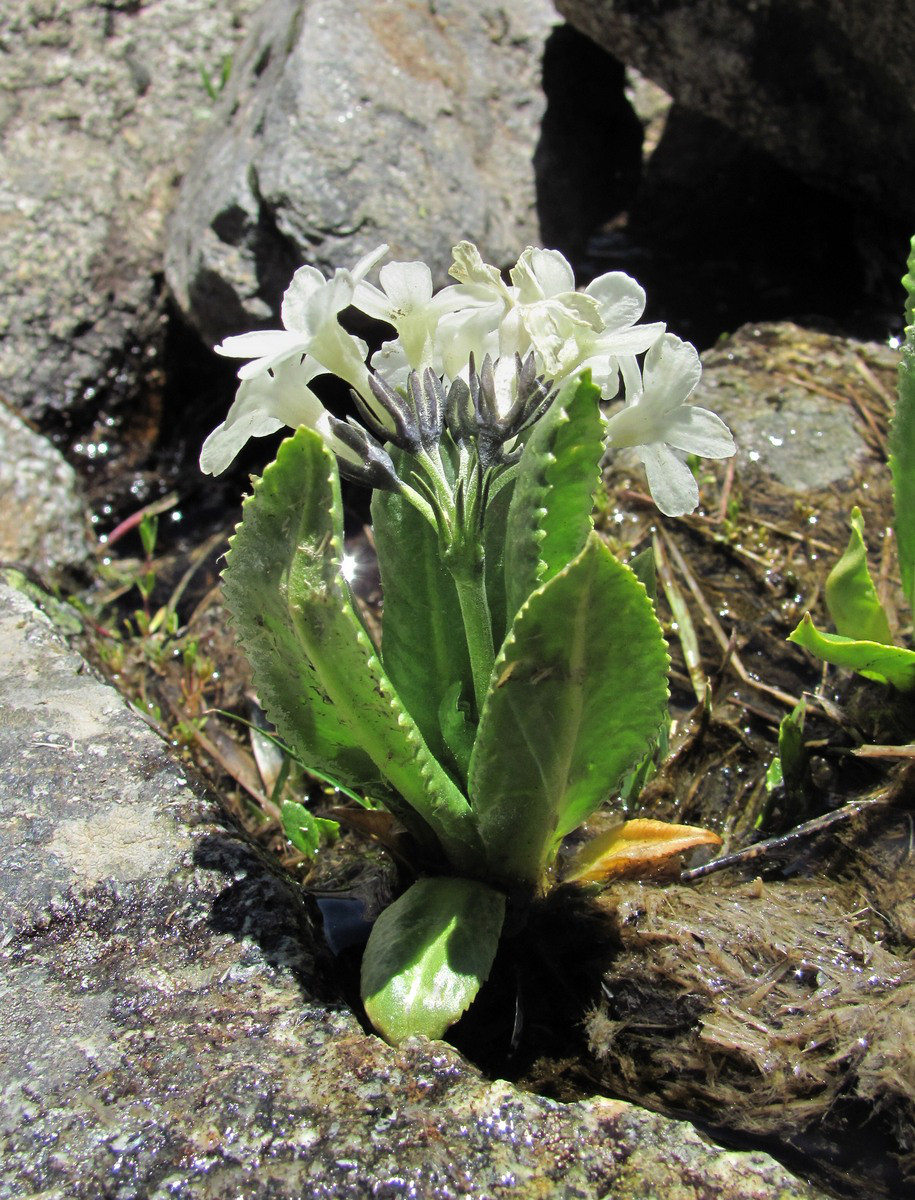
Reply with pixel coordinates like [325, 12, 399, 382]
[372, 454, 473, 769]
[825, 507, 892, 644]
[361, 877, 505, 1043]
[504, 373, 605, 624]
[223, 427, 482, 870]
[563, 818, 721, 884]
[788, 612, 915, 691]
[470, 534, 669, 889]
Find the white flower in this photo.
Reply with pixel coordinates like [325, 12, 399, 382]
[579, 272, 666, 397]
[214, 245, 388, 394]
[353, 259, 470, 375]
[200, 357, 330, 475]
[441, 243, 664, 396]
[604, 334, 735, 517]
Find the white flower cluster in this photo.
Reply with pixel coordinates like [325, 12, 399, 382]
[202, 242, 735, 516]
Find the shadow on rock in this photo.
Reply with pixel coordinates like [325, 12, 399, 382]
[194, 829, 340, 1004]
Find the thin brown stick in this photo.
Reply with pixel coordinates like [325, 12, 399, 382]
[680, 792, 891, 882]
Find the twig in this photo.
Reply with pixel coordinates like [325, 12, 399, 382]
[680, 792, 891, 882]
[748, 515, 838, 556]
[852, 744, 915, 760]
[103, 492, 180, 548]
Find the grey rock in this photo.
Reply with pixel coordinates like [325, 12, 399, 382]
[165, 0, 558, 347]
[554, 0, 915, 220]
[696, 321, 892, 492]
[0, 405, 93, 582]
[0, 584, 828, 1199]
[0, 0, 263, 429]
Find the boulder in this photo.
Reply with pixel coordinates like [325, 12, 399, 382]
[0, 0, 263, 433]
[0, 404, 93, 583]
[554, 0, 915, 223]
[0, 582, 829, 1199]
[165, 0, 560, 346]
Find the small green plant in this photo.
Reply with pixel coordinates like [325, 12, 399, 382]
[199, 55, 232, 101]
[205, 242, 734, 1043]
[788, 237, 915, 691]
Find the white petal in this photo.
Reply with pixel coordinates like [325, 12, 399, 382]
[199, 412, 285, 475]
[449, 242, 506, 295]
[642, 334, 702, 413]
[639, 442, 699, 517]
[436, 304, 502, 379]
[280, 265, 325, 331]
[605, 398, 665, 449]
[510, 247, 575, 300]
[378, 260, 434, 311]
[618, 353, 641, 399]
[591, 320, 666, 357]
[214, 329, 301, 361]
[351, 279, 394, 322]
[584, 272, 646, 328]
[663, 406, 736, 459]
[236, 342, 307, 381]
[314, 270, 356, 323]
[350, 243, 390, 284]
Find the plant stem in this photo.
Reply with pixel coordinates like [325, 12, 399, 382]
[450, 560, 495, 714]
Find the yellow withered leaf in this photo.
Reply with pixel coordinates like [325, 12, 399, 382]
[563, 818, 721, 885]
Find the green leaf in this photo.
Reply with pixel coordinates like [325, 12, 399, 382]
[469, 533, 670, 889]
[765, 755, 784, 793]
[438, 681, 475, 784]
[891, 309, 915, 613]
[825, 507, 892, 644]
[903, 233, 915, 331]
[371, 456, 473, 770]
[281, 800, 339, 856]
[223, 432, 384, 799]
[788, 612, 915, 691]
[482, 472, 515, 653]
[628, 547, 657, 603]
[361, 877, 505, 1043]
[223, 427, 482, 870]
[504, 373, 605, 624]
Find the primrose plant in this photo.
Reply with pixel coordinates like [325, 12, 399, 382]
[204, 241, 735, 1044]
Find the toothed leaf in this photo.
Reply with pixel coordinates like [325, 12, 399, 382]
[891, 239, 915, 610]
[223, 427, 481, 869]
[469, 533, 670, 888]
[504, 373, 604, 623]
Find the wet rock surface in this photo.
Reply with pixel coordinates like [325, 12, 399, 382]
[0, 583, 830, 1199]
[554, 0, 915, 223]
[694, 322, 892, 492]
[0, 404, 93, 584]
[0, 0, 262, 434]
[165, 0, 559, 346]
